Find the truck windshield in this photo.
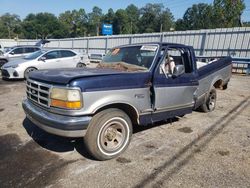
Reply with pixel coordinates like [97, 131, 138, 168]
[24, 50, 45, 60]
[99, 45, 158, 72]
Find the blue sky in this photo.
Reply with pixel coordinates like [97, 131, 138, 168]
[0, 0, 249, 21]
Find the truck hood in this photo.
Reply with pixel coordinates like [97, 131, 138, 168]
[29, 68, 133, 85]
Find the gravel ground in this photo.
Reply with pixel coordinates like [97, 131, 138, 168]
[0, 75, 249, 188]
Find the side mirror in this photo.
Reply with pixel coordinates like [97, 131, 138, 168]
[173, 65, 185, 78]
[10, 51, 14, 55]
[39, 56, 46, 61]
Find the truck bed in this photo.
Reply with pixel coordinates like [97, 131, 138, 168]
[195, 57, 232, 108]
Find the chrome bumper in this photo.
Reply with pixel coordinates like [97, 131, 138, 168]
[22, 99, 92, 137]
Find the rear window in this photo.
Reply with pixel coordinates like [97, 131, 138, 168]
[90, 54, 103, 59]
[24, 48, 34, 53]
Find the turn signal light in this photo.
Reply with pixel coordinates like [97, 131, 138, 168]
[51, 99, 81, 109]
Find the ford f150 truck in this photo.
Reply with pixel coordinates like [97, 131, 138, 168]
[22, 43, 232, 160]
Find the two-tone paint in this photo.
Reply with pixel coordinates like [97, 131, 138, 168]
[22, 42, 232, 137]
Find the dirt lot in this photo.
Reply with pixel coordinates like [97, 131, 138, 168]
[0, 75, 249, 188]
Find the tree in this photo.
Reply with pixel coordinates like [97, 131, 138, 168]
[59, 9, 88, 37]
[22, 13, 64, 39]
[113, 9, 130, 34]
[157, 8, 174, 32]
[139, 3, 174, 33]
[213, 0, 246, 27]
[0, 13, 22, 39]
[126, 4, 140, 34]
[176, 3, 214, 30]
[88, 6, 103, 36]
[175, 19, 187, 31]
[102, 8, 115, 25]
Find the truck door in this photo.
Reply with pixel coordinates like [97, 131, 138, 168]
[153, 46, 198, 114]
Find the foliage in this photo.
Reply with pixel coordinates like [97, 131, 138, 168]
[213, 0, 246, 27]
[88, 6, 103, 36]
[139, 3, 174, 33]
[176, 3, 214, 30]
[0, 13, 22, 39]
[0, 1, 247, 39]
[176, 0, 246, 30]
[126, 4, 140, 34]
[59, 9, 88, 37]
[22, 13, 64, 39]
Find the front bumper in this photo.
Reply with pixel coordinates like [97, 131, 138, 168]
[22, 99, 92, 137]
[1, 68, 22, 79]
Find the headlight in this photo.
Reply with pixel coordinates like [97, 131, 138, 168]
[50, 87, 82, 109]
[3, 65, 18, 69]
[11, 65, 19, 68]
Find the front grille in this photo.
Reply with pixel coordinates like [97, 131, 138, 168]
[1, 69, 10, 77]
[26, 79, 51, 107]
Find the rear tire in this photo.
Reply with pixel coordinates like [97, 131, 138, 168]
[24, 67, 37, 80]
[77, 63, 86, 68]
[222, 83, 228, 90]
[84, 108, 132, 160]
[199, 86, 217, 113]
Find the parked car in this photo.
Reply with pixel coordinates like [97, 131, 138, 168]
[1, 49, 89, 79]
[22, 42, 232, 160]
[89, 53, 105, 63]
[0, 42, 48, 68]
[0, 49, 6, 68]
[3, 45, 41, 61]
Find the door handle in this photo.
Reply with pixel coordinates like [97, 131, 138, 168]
[145, 82, 152, 87]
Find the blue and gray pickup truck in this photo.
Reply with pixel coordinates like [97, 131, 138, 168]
[22, 43, 232, 160]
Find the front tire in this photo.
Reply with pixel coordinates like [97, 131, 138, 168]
[199, 86, 217, 112]
[24, 67, 37, 80]
[0, 59, 7, 68]
[84, 108, 132, 160]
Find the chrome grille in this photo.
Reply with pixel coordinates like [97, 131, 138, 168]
[26, 79, 51, 107]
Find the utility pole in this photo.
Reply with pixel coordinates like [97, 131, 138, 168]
[160, 23, 163, 33]
[5, 23, 11, 39]
[239, 13, 243, 27]
[130, 21, 132, 34]
[96, 24, 99, 36]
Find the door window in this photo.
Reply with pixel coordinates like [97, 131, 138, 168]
[43, 51, 60, 60]
[24, 47, 40, 53]
[160, 48, 185, 76]
[12, 48, 23, 55]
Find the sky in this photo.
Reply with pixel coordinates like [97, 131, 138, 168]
[0, 0, 249, 22]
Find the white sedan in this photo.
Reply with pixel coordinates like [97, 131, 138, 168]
[1, 49, 90, 79]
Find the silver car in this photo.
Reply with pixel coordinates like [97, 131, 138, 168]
[1, 49, 90, 79]
[3, 46, 41, 60]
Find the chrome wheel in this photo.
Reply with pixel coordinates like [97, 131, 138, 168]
[207, 91, 216, 111]
[198, 86, 217, 113]
[77, 63, 86, 68]
[85, 108, 132, 160]
[99, 118, 126, 152]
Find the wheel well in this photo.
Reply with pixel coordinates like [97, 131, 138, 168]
[95, 103, 139, 125]
[0, 58, 8, 63]
[26, 67, 37, 71]
[213, 79, 223, 89]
